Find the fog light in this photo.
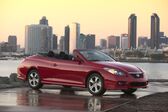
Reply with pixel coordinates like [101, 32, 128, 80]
[117, 81, 126, 86]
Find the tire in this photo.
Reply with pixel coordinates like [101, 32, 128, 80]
[122, 88, 137, 94]
[28, 70, 43, 90]
[87, 73, 106, 96]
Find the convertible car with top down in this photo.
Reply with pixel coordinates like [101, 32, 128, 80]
[17, 49, 148, 96]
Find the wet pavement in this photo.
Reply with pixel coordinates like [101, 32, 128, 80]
[0, 82, 168, 112]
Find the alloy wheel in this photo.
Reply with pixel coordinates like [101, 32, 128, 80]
[28, 71, 39, 87]
[89, 75, 102, 93]
[87, 73, 106, 96]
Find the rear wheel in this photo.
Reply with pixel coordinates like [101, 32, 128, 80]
[122, 88, 137, 94]
[87, 73, 106, 96]
[28, 70, 43, 90]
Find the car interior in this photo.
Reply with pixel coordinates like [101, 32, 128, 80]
[45, 51, 74, 60]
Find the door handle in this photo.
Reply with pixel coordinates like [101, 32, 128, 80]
[53, 63, 57, 67]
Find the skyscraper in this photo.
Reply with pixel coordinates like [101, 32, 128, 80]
[53, 34, 57, 50]
[25, 24, 53, 55]
[84, 34, 95, 49]
[151, 13, 160, 49]
[39, 16, 48, 25]
[69, 23, 80, 53]
[116, 36, 120, 48]
[80, 33, 87, 49]
[8, 35, 17, 52]
[59, 36, 64, 51]
[64, 25, 70, 54]
[25, 17, 53, 55]
[128, 14, 137, 49]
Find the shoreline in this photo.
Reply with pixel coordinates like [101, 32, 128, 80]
[0, 57, 168, 63]
[119, 59, 168, 63]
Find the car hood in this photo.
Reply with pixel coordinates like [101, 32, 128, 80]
[93, 61, 142, 73]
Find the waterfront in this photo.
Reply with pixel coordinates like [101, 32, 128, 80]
[0, 60, 168, 79]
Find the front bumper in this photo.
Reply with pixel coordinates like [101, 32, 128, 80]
[102, 71, 148, 90]
[105, 80, 148, 90]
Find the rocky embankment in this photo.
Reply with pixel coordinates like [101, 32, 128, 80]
[0, 73, 27, 89]
[108, 92, 168, 112]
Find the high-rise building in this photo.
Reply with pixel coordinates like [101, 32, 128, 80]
[25, 17, 53, 55]
[59, 36, 64, 51]
[151, 13, 160, 49]
[100, 39, 107, 49]
[39, 16, 48, 25]
[84, 34, 95, 49]
[107, 35, 120, 49]
[120, 34, 128, 49]
[80, 33, 86, 49]
[53, 34, 57, 50]
[8, 35, 17, 52]
[25, 24, 53, 55]
[108, 35, 115, 48]
[0, 42, 10, 52]
[116, 36, 120, 48]
[69, 23, 80, 53]
[159, 32, 168, 47]
[138, 37, 148, 48]
[64, 26, 70, 54]
[128, 14, 137, 49]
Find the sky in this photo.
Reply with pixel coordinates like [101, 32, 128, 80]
[0, 0, 168, 47]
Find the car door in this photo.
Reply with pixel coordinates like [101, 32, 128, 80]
[52, 59, 89, 87]
[38, 56, 62, 83]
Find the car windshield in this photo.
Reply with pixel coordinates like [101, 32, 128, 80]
[79, 50, 115, 61]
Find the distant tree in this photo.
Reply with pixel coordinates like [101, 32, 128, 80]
[134, 51, 144, 58]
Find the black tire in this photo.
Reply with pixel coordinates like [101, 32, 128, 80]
[87, 73, 106, 96]
[122, 88, 137, 94]
[27, 70, 43, 90]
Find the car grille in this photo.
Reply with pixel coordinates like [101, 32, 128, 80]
[129, 72, 144, 78]
[130, 82, 147, 87]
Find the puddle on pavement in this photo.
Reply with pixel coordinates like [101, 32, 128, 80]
[0, 82, 168, 112]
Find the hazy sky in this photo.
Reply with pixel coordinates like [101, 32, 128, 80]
[0, 0, 168, 47]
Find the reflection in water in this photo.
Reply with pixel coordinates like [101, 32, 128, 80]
[15, 88, 138, 111]
[59, 88, 75, 95]
[27, 89, 41, 106]
[120, 93, 137, 99]
[1, 83, 167, 111]
[26, 89, 103, 111]
[88, 97, 101, 112]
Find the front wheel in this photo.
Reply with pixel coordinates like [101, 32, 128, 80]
[28, 70, 43, 90]
[122, 88, 137, 94]
[87, 73, 106, 96]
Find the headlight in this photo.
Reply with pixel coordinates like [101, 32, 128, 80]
[104, 68, 125, 76]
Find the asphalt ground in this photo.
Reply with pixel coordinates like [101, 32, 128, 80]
[0, 82, 168, 112]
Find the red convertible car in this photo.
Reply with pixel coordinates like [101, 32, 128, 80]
[17, 49, 148, 96]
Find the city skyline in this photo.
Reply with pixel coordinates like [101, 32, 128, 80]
[0, 0, 168, 47]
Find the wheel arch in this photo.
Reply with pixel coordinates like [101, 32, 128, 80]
[26, 66, 38, 80]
